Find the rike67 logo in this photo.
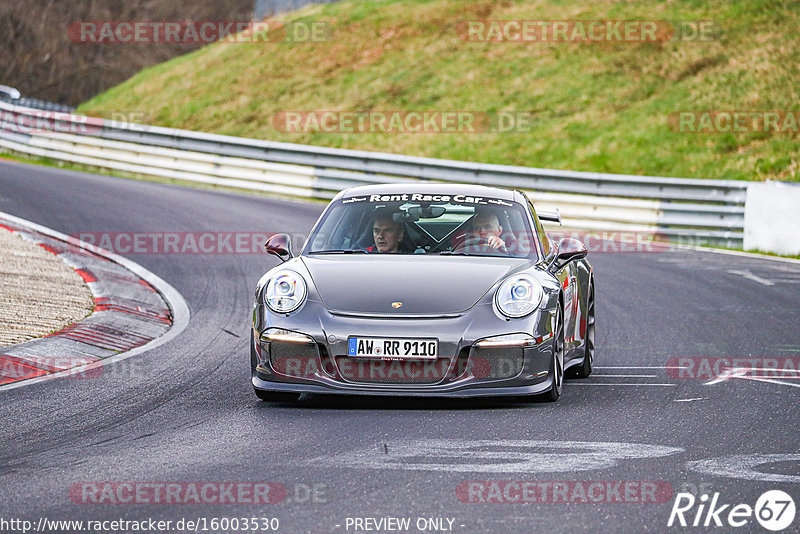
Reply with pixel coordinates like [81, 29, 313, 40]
[668, 490, 795, 531]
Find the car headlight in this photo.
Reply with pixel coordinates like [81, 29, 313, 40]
[265, 270, 307, 313]
[495, 275, 543, 318]
[474, 333, 536, 347]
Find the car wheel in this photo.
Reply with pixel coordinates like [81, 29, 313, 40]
[540, 306, 564, 402]
[571, 284, 594, 378]
[250, 330, 258, 369]
[254, 388, 301, 402]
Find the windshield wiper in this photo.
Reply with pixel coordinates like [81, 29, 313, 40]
[439, 250, 509, 257]
[309, 249, 368, 254]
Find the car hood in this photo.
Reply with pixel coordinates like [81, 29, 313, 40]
[301, 255, 528, 316]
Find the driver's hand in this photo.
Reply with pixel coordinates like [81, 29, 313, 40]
[487, 235, 507, 251]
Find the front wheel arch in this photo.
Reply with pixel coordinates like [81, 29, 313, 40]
[538, 298, 564, 402]
[569, 279, 594, 378]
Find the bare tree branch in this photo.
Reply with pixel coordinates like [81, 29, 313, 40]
[0, 0, 253, 106]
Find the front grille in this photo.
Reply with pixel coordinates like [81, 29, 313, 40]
[470, 346, 524, 380]
[269, 341, 321, 379]
[334, 356, 452, 384]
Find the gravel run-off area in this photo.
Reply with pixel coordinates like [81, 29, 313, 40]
[0, 227, 94, 346]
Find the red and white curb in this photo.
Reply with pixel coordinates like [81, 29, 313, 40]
[0, 210, 189, 390]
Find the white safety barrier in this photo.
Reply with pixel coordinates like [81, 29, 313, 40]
[744, 182, 800, 255]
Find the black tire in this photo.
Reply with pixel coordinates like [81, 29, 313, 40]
[254, 389, 301, 402]
[571, 284, 595, 379]
[539, 306, 564, 402]
[250, 330, 258, 369]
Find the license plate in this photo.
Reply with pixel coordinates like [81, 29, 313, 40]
[347, 337, 438, 359]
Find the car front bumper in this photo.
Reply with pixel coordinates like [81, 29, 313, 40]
[251, 299, 558, 398]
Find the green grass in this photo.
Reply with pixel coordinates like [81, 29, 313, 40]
[80, 0, 800, 181]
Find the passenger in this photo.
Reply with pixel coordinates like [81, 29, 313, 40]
[470, 209, 507, 251]
[367, 211, 404, 253]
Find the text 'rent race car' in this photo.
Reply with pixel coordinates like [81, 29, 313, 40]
[251, 183, 594, 402]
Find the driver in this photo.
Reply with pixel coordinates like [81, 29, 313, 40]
[470, 209, 507, 251]
[367, 210, 404, 253]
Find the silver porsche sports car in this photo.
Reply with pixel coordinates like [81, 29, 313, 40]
[251, 184, 594, 402]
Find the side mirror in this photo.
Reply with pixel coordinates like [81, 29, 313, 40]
[264, 233, 293, 262]
[549, 237, 587, 272]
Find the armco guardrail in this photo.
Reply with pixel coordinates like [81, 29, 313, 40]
[0, 95, 74, 112]
[0, 101, 748, 246]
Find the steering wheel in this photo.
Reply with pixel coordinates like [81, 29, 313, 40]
[455, 237, 507, 254]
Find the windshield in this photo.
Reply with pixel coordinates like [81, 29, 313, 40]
[303, 193, 540, 259]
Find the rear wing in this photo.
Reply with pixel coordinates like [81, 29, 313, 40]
[537, 208, 562, 226]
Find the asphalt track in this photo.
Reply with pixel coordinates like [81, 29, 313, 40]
[1, 160, 798, 533]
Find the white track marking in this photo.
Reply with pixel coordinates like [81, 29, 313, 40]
[568, 382, 677, 388]
[674, 398, 705, 402]
[595, 366, 686, 369]
[727, 269, 775, 286]
[576, 367, 678, 386]
[0, 210, 190, 392]
[705, 368, 800, 389]
[592, 374, 658, 378]
[739, 376, 800, 389]
[688, 454, 800, 484]
[704, 367, 749, 385]
[740, 367, 800, 373]
[310, 439, 684, 473]
[668, 242, 800, 266]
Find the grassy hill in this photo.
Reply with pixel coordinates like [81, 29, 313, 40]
[80, 0, 800, 181]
